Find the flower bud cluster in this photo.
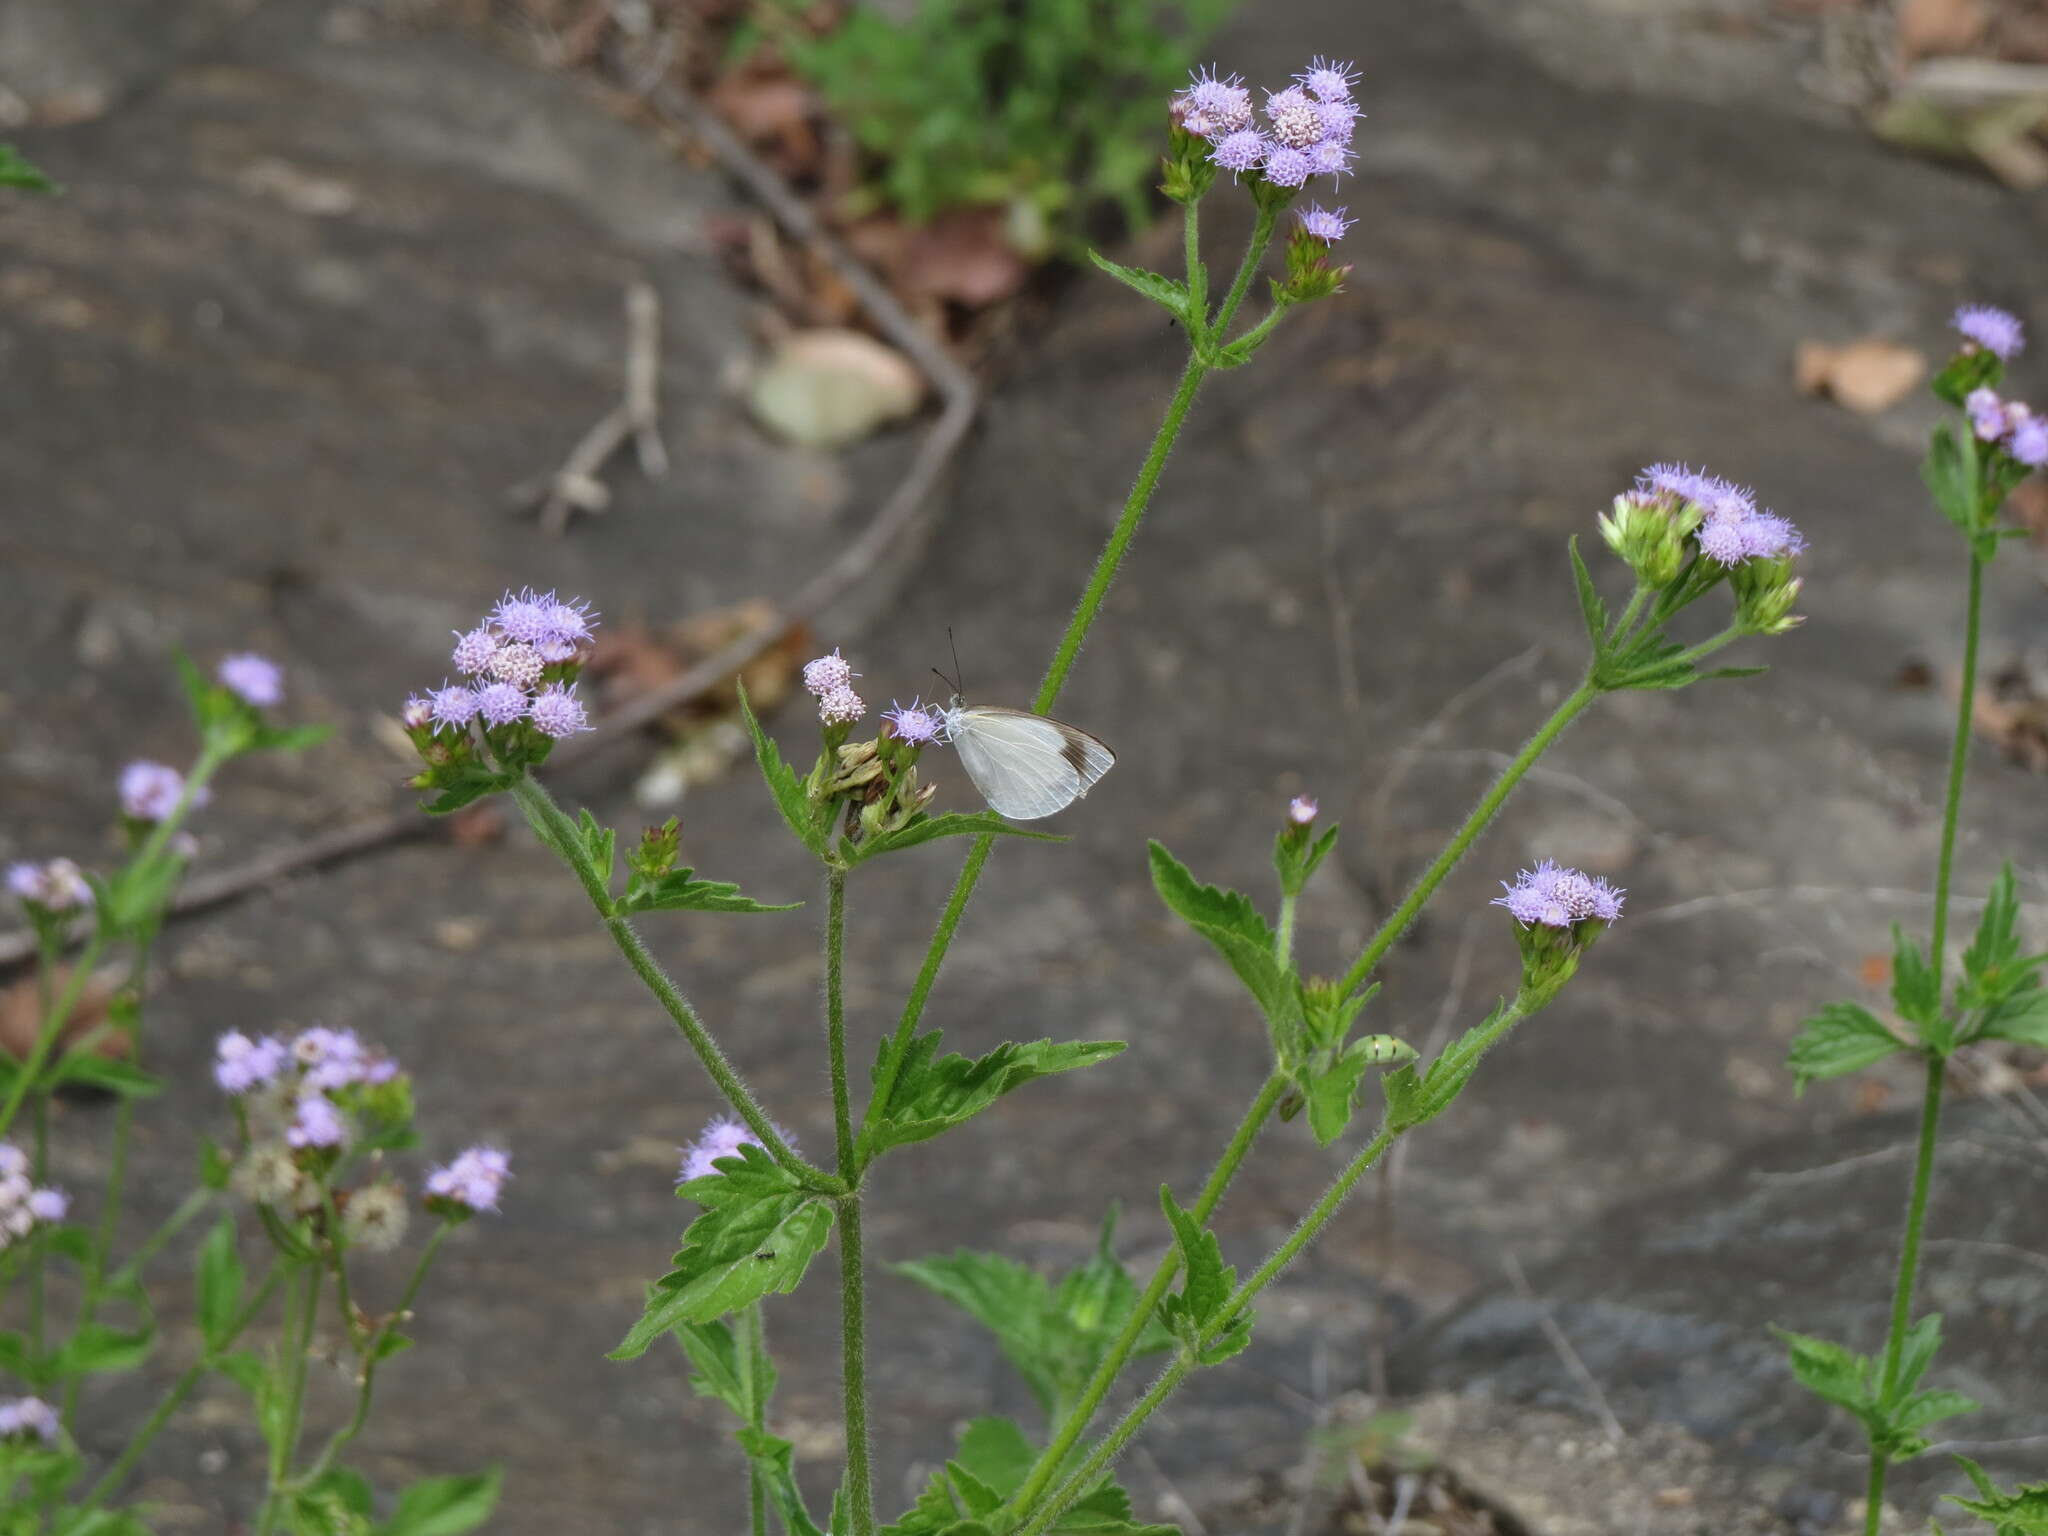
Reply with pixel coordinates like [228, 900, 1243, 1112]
[1966, 387, 2048, 468]
[803, 647, 866, 728]
[1494, 859, 1624, 1003]
[0, 1143, 67, 1252]
[216, 1025, 406, 1206]
[1172, 59, 1361, 195]
[5, 858, 92, 915]
[798, 652, 946, 846]
[119, 760, 208, 825]
[425, 1146, 511, 1216]
[1609, 463, 1806, 634]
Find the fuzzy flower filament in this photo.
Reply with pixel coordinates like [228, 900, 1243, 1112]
[679, 1114, 797, 1188]
[1954, 304, 2025, 361]
[881, 699, 946, 745]
[218, 653, 285, 708]
[0, 1143, 69, 1251]
[6, 858, 92, 914]
[426, 1146, 510, 1214]
[1493, 859, 1624, 930]
[120, 761, 206, 824]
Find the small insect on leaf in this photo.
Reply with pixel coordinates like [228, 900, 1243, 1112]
[755, 1251, 776, 1262]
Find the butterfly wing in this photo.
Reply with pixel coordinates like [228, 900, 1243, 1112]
[950, 707, 1116, 820]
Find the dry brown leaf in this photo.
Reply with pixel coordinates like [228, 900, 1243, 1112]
[1973, 659, 2048, 770]
[1794, 338, 1926, 413]
[585, 599, 808, 738]
[447, 805, 507, 847]
[708, 68, 822, 180]
[1854, 1078, 1894, 1114]
[896, 208, 1031, 308]
[1899, 0, 1991, 60]
[0, 967, 124, 1066]
[2008, 474, 2048, 547]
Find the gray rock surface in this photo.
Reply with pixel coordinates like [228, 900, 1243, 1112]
[2, 0, 2045, 1532]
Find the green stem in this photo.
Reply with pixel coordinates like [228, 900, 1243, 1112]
[1604, 583, 1653, 648]
[0, 931, 107, 1142]
[1182, 199, 1204, 344]
[28, 1098, 48, 1366]
[1928, 552, 1984, 968]
[1608, 623, 1746, 688]
[1009, 1073, 1287, 1517]
[76, 1265, 285, 1516]
[296, 1223, 450, 1489]
[1863, 1453, 1888, 1536]
[1019, 1002, 1532, 1535]
[1209, 205, 1279, 340]
[1339, 683, 1600, 997]
[1275, 892, 1299, 971]
[743, 1303, 768, 1536]
[837, 1195, 873, 1536]
[259, 1262, 324, 1535]
[826, 869, 874, 1535]
[103, 1188, 214, 1296]
[1867, 1057, 1945, 1535]
[508, 775, 839, 1193]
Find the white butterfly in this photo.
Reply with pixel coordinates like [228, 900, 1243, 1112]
[939, 700, 1116, 820]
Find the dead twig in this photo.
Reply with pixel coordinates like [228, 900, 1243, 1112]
[1500, 1251, 1625, 1446]
[509, 279, 670, 536]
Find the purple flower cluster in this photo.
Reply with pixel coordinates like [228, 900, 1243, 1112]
[215, 1025, 401, 1157]
[425, 1145, 510, 1213]
[0, 1396, 59, 1446]
[1954, 304, 2025, 361]
[6, 858, 92, 914]
[803, 648, 866, 726]
[1175, 59, 1360, 192]
[218, 653, 285, 709]
[678, 1113, 797, 1186]
[1635, 463, 1805, 566]
[1493, 860, 1624, 929]
[0, 1143, 68, 1252]
[425, 589, 597, 739]
[882, 699, 946, 745]
[1288, 795, 1319, 824]
[1296, 204, 1353, 244]
[1966, 387, 2048, 468]
[120, 760, 208, 824]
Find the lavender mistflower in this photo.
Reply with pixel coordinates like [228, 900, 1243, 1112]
[218, 653, 284, 708]
[0, 1397, 59, 1446]
[1305, 140, 1353, 181]
[0, 1154, 68, 1252]
[1262, 146, 1314, 188]
[679, 1114, 798, 1186]
[2014, 412, 2048, 468]
[428, 683, 480, 733]
[882, 699, 945, 745]
[489, 588, 555, 646]
[1265, 85, 1325, 150]
[819, 685, 866, 726]
[451, 627, 501, 676]
[27, 1189, 66, 1223]
[1315, 100, 1357, 145]
[1493, 859, 1625, 929]
[476, 681, 529, 727]
[1699, 506, 1805, 567]
[293, 1026, 369, 1090]
[1211, 129, 1270, 176]
[802, 649, 857, 696]
[1288, 795, 1319, 824]
[401, 695, 433, 730]
[7, 859, 92, 913]
[1298, 56, 1360, 105]
[1175, 68, 1253, 138]
[484, 642, 541, 690]
[1967, 386, 2012, 443]
[426, 1145, 510, 1213]
[120, 761, 203, 824]
[1954, 303, 2025, 360]
[215, 1031, 289, 1094]
[286, 1092, 349, 1150]
[529, 683, 592, 738]
[0, 1146, 23, 1178]
[1635, 462, 1755, 519]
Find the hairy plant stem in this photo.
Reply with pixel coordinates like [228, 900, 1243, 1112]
[1209, 205, 1278, 340]
[743, 1303, 768, 1536]
[1275, 891, 1299, 971]
[76, 1265, 284, 1517]
[827, 870, 874, 1536]
[1862, 546, 1982, 1534]
[296, 1223, 451, 1490]
[1339, 682, 1600, 997]
[1009, 1072, 1287, 1518]
[258, 1261, 325, 1535]
[509, 774, 839, 1192]
[1019, 1001, 1533, 1535]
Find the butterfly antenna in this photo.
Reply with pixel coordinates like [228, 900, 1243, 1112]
[946, 627, 965, 699]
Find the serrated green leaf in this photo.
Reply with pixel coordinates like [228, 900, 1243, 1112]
[1963, 864, 2023, 984]
[1893, 927, 1943, 1028]
[1775, 1327, 1874, 1415]
[419, 766, 514, 815]
[0, 145, 56, 192]
[380, 1468, 502, 1536]
[1051, 1482, 1181, 1535]
[1147, 842, 1291, 1024]
[1946, 1472, 2048, 1534]
[945, 1459, 1004, 1518]
[616, 865, 802, 916]
[1568, 536, 1608, 648]
[738, 684, 829, 858]
[849, 811, 1063, 863]
[894, 1250, 1058, 1413]
[865, 1032, 1124, 1157]
[1891, 1312, 1943, 1399]
[1977, 988, 2048, 1048]
[1786, 1002, 1907, 1094]
[1301, 1034, 1414, 1146]
[738, 1428, 831, 1536]
[1157, 1187, 1250, 1363]
[1922, 422, 1979, 533]
[196, 1213, 245, 1352]
[953, 1416, 1034, 1497]
[1087, 250, 1189, 318]
[57, 1321, 154, 1375]
[574, 810, 616, 888]
[611, 1146, 834, 1358]
[1893, 1388, 1979, 1435]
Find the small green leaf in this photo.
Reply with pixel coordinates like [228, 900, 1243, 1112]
[1944, 1466, 2048, 1533]
[1786, 1002, 1907, 1094]
[419, 765, 514, 815]
[611, 1146, 834, 1358]
[1892, 1388, 1978, 1435]
[1273, 822, 1339, 900]
[0, 145, 56, 192]
[1774, 1327, 1874, 1415]
[1568, 536, 1608, 649]
[196, 1213, 245, 1352]
[380, 1468, 503, 1536]
[1050, 1483, 1181, 1535]
[1087, 250, 1189, 318]
[1302, 1034, 1415, 1146]
[848, 811, 1063, 863]
[1977, 988, 2048, 1048]
[1156, 1187, 1250, 1363]
[1147, 842, 1291, 1024]
[737, 1428, 831, 1536]
[865, 1032, 1125, 1157]
[1922, 422, 1979, 533]
[893, 1250, 1057, 1414]
[616, 865, 802, 916]
[1891, 1312, 1943, 1399]
[574, 809, 616, 888]
[1893, 927, 1943, 1028]
[737, 684, 829, 859]
[57, 1322, 155, 1375]
[953, 1416, 1035, 1498]
[251, 723, 334, 755]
